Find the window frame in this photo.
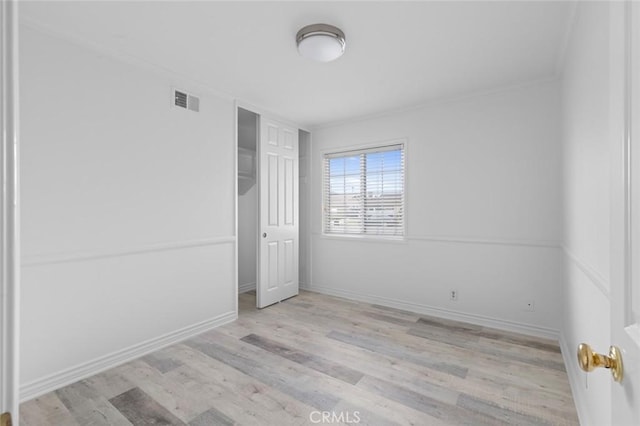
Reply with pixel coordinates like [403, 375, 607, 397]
[321, 139, 407, 241]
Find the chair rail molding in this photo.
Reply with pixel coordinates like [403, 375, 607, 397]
[22, 236, 236, 267]
[312, 232, 562, 249]
[563, 246, 610, 299]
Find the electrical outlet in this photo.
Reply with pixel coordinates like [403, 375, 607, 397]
[450, 290, 458, 301]
[523, 300, 535, 311]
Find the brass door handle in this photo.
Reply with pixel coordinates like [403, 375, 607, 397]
[1, 412, 12, 426]
[577, 343, 624, 382]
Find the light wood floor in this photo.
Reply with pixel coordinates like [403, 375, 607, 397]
[20, 291, 579, 425]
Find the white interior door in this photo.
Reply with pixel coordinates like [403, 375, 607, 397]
[611, 2, 640, 424]
[257, 116, 299, 308]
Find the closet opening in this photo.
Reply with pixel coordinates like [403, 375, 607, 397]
[237, 108, 258, 308]
[237, 106, 304, 310]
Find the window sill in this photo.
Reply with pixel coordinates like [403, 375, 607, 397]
[315, 233, 408, 244]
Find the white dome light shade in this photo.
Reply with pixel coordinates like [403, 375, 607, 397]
[296, 24, 345, 62]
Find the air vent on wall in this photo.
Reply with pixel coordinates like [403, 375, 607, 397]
[173, 89, 200, 112]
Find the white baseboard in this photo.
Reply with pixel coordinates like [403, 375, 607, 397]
[301, 283, 559, 340]
[559, 332, 589, 426]
[20, 311, 237, 402]
[238, 281, 256, 293]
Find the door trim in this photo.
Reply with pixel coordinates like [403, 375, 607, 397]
[1, 0, 21, 421]
[236, 103, 304, 310]
[235, 100, 310, 134]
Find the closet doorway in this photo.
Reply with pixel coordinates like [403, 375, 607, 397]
[237, 107, 301, 308]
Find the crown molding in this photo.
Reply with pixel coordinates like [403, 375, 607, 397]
[312, 76, 561, 131]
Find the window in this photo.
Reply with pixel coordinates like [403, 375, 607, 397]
[323, 142, 405, 237]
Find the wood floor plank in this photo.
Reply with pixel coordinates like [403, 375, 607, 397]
[329, 400, 404, 426]
[191, 332, 446, 426]
[21, 290, 578, 426]
[358, 374, 459, 406]
[185, 335, 341, 412]
[188, 407, 235, 426]
[240, 333, 364, 385]
[274, 299, 492, 366]
[244, 318, 577, 424]
[79, 368, 137, 400]
[361, 311, 419, 328]
[222, 305, 472, 377]
[407, 324, 483, 347]
[142, 350, 184, 374]
[357, 374, 498, 425]
[221, 296, 578, 423]
[416, 314, 484, 331]
[56, 381, 133, 426]
[215, 342, 441, 425]
[279, 297, 417, 337]
[465, 368, 576, 408]
[165, 356, 310, 426]
[113, 359, 214, 422]
[457, 393, 554, 426]
[414, 315, 560, 355]
[216, 310, 472, 394]
[109, 387, 185, 425]
[169, 345, 429, 426]
[369, 303, 423, 320]
[237, 295, 579, 424]
[408, 326, 566, 371]
[283, 300, 314, 309]
[459, 375, 577, 425]
[165, 341, 320, 425]
[19, 392, 80, 426]
[327, 330, 469, 378]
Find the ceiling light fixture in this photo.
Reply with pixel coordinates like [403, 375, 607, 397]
[296, 23, 346, 62]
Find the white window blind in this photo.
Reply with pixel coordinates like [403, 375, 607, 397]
[323, 143, 405, 237]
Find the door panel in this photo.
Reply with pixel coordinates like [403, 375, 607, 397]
[267, 242, 278, 289]
[284, 157, 294, 225]
[611, 2, 640, 424]
[267, 124, 278, 146]
[267, 154, 278, 226]
[283, 128, 294, 150]
[258, 116, 299, 308]
[284, 239, 294, 285]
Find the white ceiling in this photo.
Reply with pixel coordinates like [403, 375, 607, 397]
[20, 1, 576, 128]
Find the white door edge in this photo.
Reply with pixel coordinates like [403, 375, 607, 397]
[610, 1, 640, 424]
[1, 0, 21, 422]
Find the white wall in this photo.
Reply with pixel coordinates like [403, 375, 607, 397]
[560, 2, 611, 425]
[308, 80, 563, 336]
[20, 25, 236, 399]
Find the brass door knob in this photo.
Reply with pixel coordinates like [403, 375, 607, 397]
[1, 412, 12, 426]
[577, 343, 624, 382]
